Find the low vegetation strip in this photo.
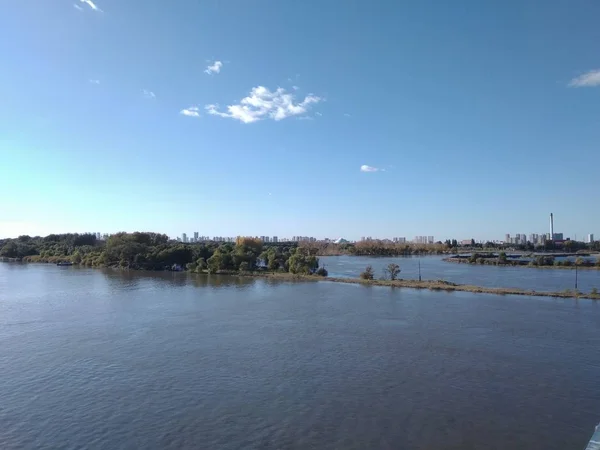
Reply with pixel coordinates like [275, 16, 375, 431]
[444, 252, 600, 270]
[322, 277, 600, 300]
[242, 272, 600, 300]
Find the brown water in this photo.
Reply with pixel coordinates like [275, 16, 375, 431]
[1, 263, 599, 449]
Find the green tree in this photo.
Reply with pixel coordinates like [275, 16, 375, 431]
[498, 252, 507, 264]
[0, 241, 19, 258]
[287, 251, 319, 274]
[71, 251, 82, 264]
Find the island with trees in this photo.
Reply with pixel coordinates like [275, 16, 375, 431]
[0, 233, 325, 276]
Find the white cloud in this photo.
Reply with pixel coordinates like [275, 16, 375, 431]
[315, 112, 322, 117]
[143, 89, 156, 99]
[569, 70, 600, 87]
[180, 106, 200, 118]
[360, 165, 381, 173]
[80, 0, 102, 12]
[89, 79, 100, 84]
[73, 4, 83, 10]
[292, 85, 299, 91]
[205, 86, 321, 123]
[344, 113, 351, 117]
[204, 61, 223, 75]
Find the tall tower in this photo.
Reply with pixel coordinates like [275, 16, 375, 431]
[550, 213, 554, 240]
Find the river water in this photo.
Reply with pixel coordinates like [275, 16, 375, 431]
[1, 263, 599, 449]
[320, 255, 600, 293]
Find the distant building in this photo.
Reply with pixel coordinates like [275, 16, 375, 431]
[393, 237, 406, 243]
[272, 236, 278, 243]
[505, 234, 510, 243]
[587, 234, 595, 243]
[552, 233, 564, 241]
[182, 233, 188, 243]
[194, 232, 199, 242]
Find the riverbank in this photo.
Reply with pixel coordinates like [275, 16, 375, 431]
[233, 271, 600, 300]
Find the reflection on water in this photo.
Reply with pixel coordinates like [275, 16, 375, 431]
[0, 263, 599, 450]
[321, 255, 600, 293]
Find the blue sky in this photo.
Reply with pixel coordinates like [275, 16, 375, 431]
[1, 0, 599, 241]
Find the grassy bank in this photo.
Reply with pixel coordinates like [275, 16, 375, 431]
[323, 277, 600, 300]
[232, 271, 600, 300]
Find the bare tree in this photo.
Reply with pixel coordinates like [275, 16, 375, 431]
[360, 265, 375, 280]
[384, 263, 401, 281]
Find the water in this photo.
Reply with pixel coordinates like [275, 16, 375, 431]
[1, 263, 599, 450]
[321, 255, 600, 293]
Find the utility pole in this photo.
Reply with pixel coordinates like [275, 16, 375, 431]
[418, 258, 422, 282]
[575, 263, 578, 290]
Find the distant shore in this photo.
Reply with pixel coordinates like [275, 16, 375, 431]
[444, 255, 600, 270]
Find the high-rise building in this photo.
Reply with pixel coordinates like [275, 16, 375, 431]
[505, 234, 510, 243]
[272, 236, 278, 243]
[587, 234, 594, 243]
[194, 232, 199, 241]
[182, 233, 188, 243]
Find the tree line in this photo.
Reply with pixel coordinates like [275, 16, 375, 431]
[0, 233, 326, 276]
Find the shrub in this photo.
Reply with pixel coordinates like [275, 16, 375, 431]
[315, 267, 328, 277]
[360, 265, 375, 280]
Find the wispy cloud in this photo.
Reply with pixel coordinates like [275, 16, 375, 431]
[360, 165, 382, 173]
[344, 113, 351, 117]
[315, 112, 322, 117]
[143, 89, 156, 99]
[204, 61, 223, 75]
[569, 69, 600, 87]
[206, 86, 321, 124]
[180, 106, 200, 118]
[80, 0, 102, 12]
[73, 4, 83, 10]
[292, 85, 299, 91]
[89, 79, 100, 84]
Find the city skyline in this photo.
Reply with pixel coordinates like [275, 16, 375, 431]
[38, 228, 596, 245]
[2, 2, 600, 240]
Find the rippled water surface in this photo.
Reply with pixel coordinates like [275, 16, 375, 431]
[1, 263, 599, 449]
[321, 255, 600, 293]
